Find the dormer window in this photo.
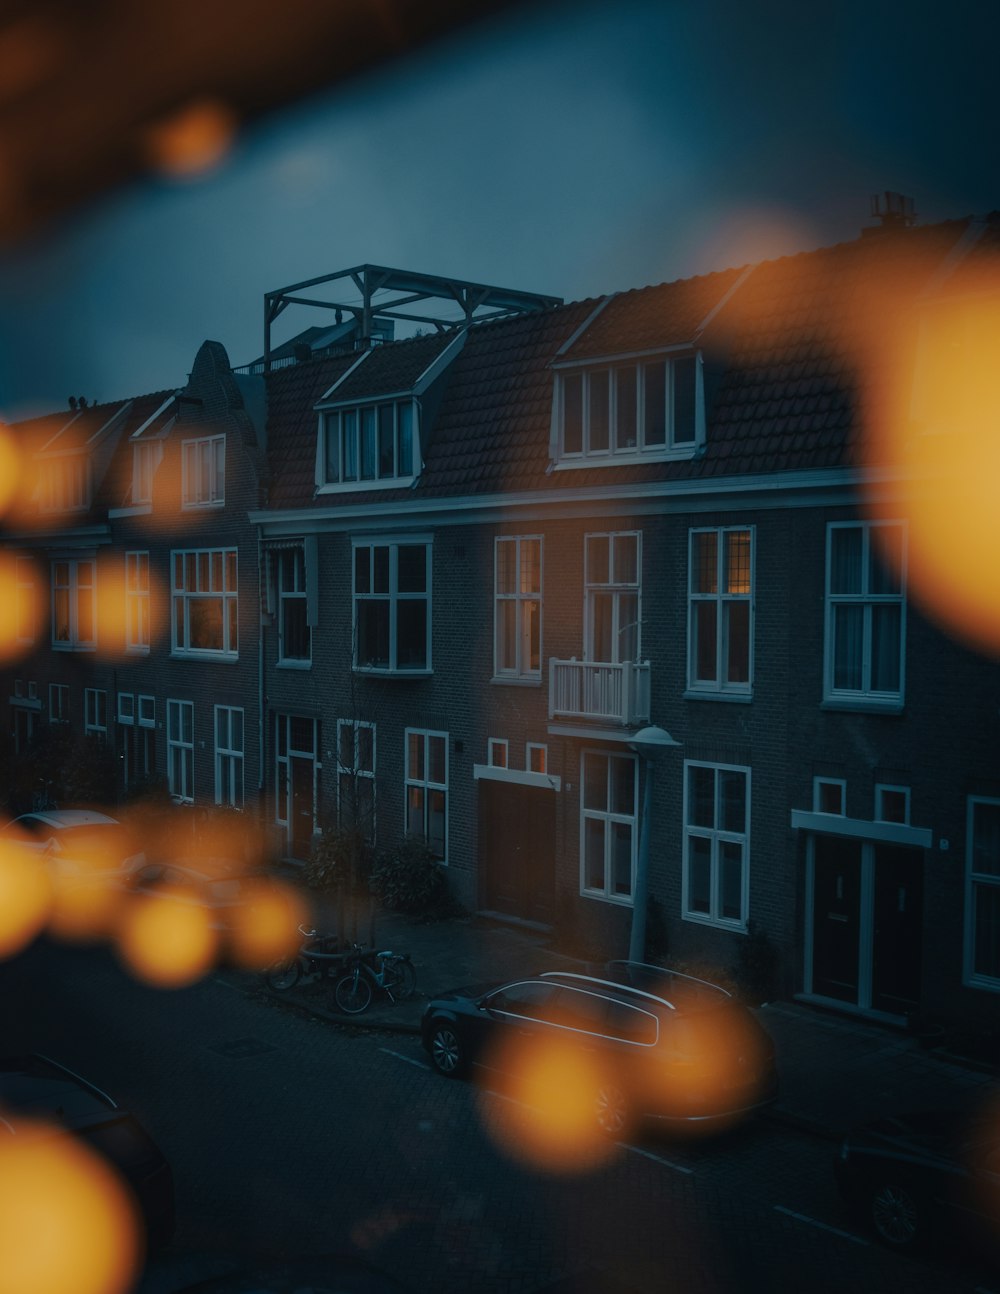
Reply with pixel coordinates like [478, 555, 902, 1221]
[131, 441, 163, 506]
[181, 434, 225, 508]
[554, 352, 702, 464]
[40, 454, 91, 512]
[320, 399, 416, 490]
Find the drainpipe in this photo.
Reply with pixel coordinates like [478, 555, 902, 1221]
[627, 725, 680, 963]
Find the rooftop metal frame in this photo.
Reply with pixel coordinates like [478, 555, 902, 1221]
[262, 264, 562, 371]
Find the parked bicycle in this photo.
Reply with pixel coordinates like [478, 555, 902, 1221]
[334, 943, 416, 1014]
[263, 925, 343, 991]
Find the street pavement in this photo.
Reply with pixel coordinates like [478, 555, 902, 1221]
[272, 906, 997, 1143]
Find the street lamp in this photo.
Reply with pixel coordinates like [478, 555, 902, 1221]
[628, 724, 680, 963]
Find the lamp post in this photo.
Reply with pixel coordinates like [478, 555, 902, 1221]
[628, 724, 679, 963]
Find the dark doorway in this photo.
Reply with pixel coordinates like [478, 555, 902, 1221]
[290, 755, 315, 862]
[480, 780, 556, 924]
[811, 836, 862, 1003]
[871, 845, 923, 1015]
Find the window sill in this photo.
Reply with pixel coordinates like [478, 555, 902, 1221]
[683, 689, 752, 704]
[553, 447, 698, 470]
[580, 889, 634, 908]
[125, 645, 150, 656]
[51, 643, 96, 653]
[490, 675, 542, 688]
[963, 974, 1000, 996]
[170, 651, 239, 664]
[820, 697, 904, 716]
[180, 501, 225, 510]
[353, 667, 432, 678]
[277, 659, 312, 670]
[316, 476, 417, 495]
[682, 911, 747, 934]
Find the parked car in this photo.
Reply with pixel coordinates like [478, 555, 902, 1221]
[835, 1104, 1000, 1253]
[0, 810, 146, 879]
[421, 960, 778, 1137]
[126, 861, 270, 930]
[0, 1053, 175, 1249]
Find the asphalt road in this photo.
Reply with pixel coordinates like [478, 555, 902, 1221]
[1, 939, 996, 1294]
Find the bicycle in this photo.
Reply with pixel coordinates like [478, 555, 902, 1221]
[333, 943, 416, 1014]
[263, 925, 343, 992]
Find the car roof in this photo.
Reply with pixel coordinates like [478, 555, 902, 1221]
[537, 971, 679, 1012]
[539, 965, 733, 1013]
[15, 809, 121, 829]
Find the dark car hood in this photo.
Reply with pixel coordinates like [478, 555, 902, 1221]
[0, 1055, 116, 1132]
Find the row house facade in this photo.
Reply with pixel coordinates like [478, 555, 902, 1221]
[3, 224, 999, 1031]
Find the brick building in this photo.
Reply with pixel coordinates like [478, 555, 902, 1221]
[3, 217, 999, 1030]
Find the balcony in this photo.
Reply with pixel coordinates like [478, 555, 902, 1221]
[548, 658, 651, 726]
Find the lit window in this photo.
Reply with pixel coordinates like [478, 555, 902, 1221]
[15, 557, 35, 643]
[494, 536, 541, 678]
[405, 730, 447, 861]
[51, 559, 96, 650]
[581, 751, 637, 903]
[214, 706, 244, 807]
[353, 541, 430, 672]
[683, 761, 750, 930]
[181, 434, 225, 507]
[40, 455, 91, 512]
[825, 522, 905, 704]
[966, 798, 1000, 991]
[131, 442, 163, 505]
[689, 527, 753, 692]
[167, 700, 194, 802]
[556, 354, 701, 462]
[171, 549, 238, 657]
[527, 743, 547, 775]
[488, 739, 508, 768]
[125, 551, 150, 651]
[322, 400, 416, 487]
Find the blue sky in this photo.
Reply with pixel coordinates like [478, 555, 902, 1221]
[0, 0, 997, 418]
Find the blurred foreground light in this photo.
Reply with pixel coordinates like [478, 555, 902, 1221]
[115, 885, 218, 987]
[0, 1120, 140, 1294]
[0, 550, 37, 666]
[0, 426, 22, 516]
[0, 840, 51, 958]
[226, 878, 309, 970]
[47, 868, 127, 944]
[479, 1032, 624, 1174]
[864, 297, 1000, 656]
[144, 99, 237, 178]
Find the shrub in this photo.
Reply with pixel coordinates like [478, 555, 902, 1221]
[369, 835, 449, 916]
[729, 920, 779, 1005]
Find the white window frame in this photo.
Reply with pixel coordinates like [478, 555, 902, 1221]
[277, 546, 311, 665]
[84, 688, 107, 739]
[813, 777, 846, 815]
[131, 441, 163, 506]
[167, 700, 194, 802]
[875, 784, 910, 825]
[584, 531, 641, 664]
[117, 692, 135, 725]
[15, 556, 35, 644]
[404, 728, 448, 863]
[51, 558, 96, 650]
[171, 548, 238, 658]
[27, 681, 37, 700]
[824, 521, 906, 705]
[527, 743, 548, 775]
[125, 550, 151, 652]
[555, 352, 703, 465]
[352, 539, 431, 674]
[48, 683, 68, 723]
[687, 526, 754, 694]
[336, 719, 376, 842]
[580, 750, 638, 905]
[493, 535, 542, 679]
[181, 434, 225, 508]
[214, 705, 244, 807]
[138, 694, 155, 727]
[682, 760, 750, 931]
[40, 454, 91, 513]
[487, 738, 509, 769]
[320, 398, 417, 491]
[965, 797, 1000, 992]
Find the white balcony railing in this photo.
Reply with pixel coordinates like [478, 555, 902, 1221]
[548, 658, 651, 725]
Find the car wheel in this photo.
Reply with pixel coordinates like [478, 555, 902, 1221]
[429, 1022, 465, 1077]
[869, 1179, 926, 1249]
[595, 1083, 629, 1138]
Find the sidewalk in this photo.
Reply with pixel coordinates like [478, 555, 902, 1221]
[265, 908, 996, 1143]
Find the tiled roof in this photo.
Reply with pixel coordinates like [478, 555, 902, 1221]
[557, 265, 748, 362]
[264, 353, 359, 510]
[318, 331, 456, 405]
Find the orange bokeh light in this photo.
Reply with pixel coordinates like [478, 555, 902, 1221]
[47, 868, 129, 943]
[0, 426, 22, 517]
[115, 884, 219, 987]
[225, 878, 309, 971]
[479, 1032, 625, 1174]
[0, 550, 40, 665]
[144, 99, 237, 178]
[0, 840, 52, 959]
[0, 1120, 140, 1294]
[862, 296, 1000, 656]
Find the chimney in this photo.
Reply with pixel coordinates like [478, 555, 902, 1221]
[867, 191, 916, 233]
[68, 396, 77, 409]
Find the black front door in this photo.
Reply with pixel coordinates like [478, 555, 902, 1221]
[480, 781, 556, 924]
[290, 755, 315, 863]
[811, 836, 862, 1003]
[871, 846, 924, 1015]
